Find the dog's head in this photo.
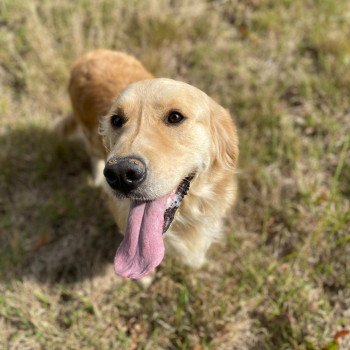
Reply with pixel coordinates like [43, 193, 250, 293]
[100, 78, 238, 279]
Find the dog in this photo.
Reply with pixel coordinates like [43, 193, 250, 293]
[58, 49, 239, 280]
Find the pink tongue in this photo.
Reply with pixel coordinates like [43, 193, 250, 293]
[114, 195, 168, 279]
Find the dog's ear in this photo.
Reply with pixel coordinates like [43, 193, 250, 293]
[99, 115, 113, 152]
[209, 98, 239, 171]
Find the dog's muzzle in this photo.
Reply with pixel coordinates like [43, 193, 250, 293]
[103, 156, 147, 194]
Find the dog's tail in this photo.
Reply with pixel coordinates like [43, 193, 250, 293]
[53, 114, 83, 141]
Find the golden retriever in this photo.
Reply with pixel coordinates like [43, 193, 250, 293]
[58, 49, 238, 279]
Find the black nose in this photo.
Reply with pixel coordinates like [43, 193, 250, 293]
[103, 156, 147, 193]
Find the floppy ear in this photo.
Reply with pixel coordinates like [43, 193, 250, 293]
[209, 99, 239, 171]
[99, 114, 114, 152]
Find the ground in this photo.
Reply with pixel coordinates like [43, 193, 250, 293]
[0, 0, 349, 349]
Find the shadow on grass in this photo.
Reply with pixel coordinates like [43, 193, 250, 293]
[0, 125, 122, 284]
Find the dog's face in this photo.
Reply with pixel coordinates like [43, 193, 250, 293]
[100, 78, 238, 279]
[101, 78, 237, 201]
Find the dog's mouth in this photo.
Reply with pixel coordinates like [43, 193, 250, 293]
[114, 174, 194, 279]
[163, 174, 194, 233]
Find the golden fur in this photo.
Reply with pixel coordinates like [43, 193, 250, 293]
[59, 49, 238, 269]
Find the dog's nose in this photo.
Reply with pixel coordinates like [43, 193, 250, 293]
[103, 156, 147, 193]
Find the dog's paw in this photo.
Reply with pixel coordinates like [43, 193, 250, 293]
[135, 272, 155, 289]
[90, 158, 106, 187]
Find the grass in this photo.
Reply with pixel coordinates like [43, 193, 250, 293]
[0, 0, 349, 349]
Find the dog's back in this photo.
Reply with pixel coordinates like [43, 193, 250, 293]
[64, 49, 153, 157]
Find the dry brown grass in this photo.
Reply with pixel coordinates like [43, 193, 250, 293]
[0, 0, 349, 349]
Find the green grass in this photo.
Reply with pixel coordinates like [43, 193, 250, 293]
[0, 0, 349, 349]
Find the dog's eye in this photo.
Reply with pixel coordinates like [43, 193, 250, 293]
[111, 114, 124, 128]
[166, 112, 185, 125]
